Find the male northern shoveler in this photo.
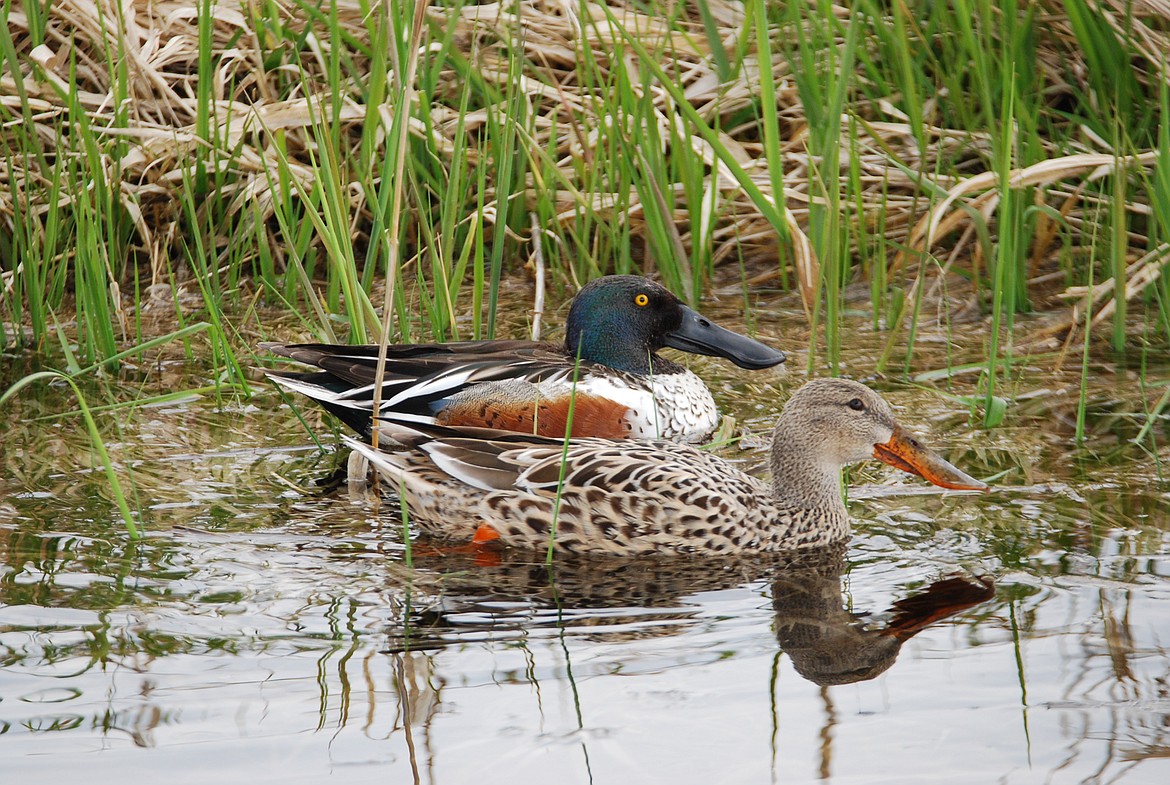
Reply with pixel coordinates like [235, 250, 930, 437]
[263, 275, 785, 443]
[343, 378, 989, 556]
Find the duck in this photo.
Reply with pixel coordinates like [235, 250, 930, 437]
[263, 275, 785, 443]
[342, 377, 989, 557]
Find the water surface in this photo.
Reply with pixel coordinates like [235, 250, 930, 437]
[2, 303, 1168, 784]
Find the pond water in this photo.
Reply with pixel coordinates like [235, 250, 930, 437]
[2, 299, 1169, 784]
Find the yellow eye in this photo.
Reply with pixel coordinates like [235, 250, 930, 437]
[635, 293, 649, 307]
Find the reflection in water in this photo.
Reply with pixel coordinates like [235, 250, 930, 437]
[397, 545, 994, 688]
[376, 546, 995, 784]
[391, 651, 438, 785]
[772, 564, 995, 687]
[2, 473, 1168, 782]
[4, 307, 1170, 782]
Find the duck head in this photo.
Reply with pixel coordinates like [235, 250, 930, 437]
[771, 378, 987, 509]
[563, 276, 786, 374]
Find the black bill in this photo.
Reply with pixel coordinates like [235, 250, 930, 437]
[663, 306, 786, 370]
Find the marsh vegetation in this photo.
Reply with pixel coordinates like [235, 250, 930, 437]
[2, 2, 1169, 782]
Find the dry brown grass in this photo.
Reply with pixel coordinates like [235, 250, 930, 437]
[2, 0, 1169, 341]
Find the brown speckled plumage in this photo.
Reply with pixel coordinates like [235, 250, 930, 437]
[347, 378, 988, 556]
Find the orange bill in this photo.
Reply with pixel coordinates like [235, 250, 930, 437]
[873, 425, 989, 492]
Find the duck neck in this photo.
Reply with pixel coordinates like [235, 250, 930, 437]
[769, 420, 849, 517]
[564, 330, 680, 376]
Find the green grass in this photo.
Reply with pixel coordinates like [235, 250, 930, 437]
[1, 0, 1169, 449]
[0, 370, 140, 538]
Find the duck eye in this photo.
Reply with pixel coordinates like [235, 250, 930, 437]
[847, 398, 865, 411]
[634, 293, 649, 307]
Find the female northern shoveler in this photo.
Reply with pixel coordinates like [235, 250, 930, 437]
[342, 378, 989, 556]
[264, 275, 785, 443]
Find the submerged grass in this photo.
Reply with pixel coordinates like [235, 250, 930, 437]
[0, 370, 139, 538]
[1, 0, 1169, 457]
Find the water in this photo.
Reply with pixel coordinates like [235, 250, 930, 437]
[2, 306, 1169, 783]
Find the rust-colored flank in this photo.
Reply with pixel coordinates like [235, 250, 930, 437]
[436, 392, 635, 439]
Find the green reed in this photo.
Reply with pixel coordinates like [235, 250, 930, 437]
[1151, 76, 1170, 343]
[370, 0, 429, 434]
[1133, 307, 1167, 474]
[1075, 205, 1104, 447]
[982, 36, 1018, 426]
[176, 192, 250, 393]
[565, 8, 683, 297]
[598, 2, 786, 270]
[781, 1, 859, 374]
[751, 0, 790, 289]
[484, 17, 526, 337]
[2, 0, 1168, 413]
[546, 352, 584, 566]
[420, 54, 479, 341]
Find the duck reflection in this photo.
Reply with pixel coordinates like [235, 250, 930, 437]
[386, 545, 995, 688]
[770, 557, 995, 685]
[379, 546, 995, 783]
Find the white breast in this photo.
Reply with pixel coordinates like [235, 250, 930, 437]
[536, 370, 719, 442]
